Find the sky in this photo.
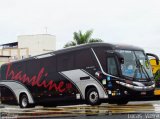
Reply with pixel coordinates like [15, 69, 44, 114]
[0, 0, 160, 57]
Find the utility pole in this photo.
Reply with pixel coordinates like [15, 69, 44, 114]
[45, 27, 48, 34]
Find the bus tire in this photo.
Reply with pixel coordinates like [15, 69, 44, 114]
[86, 88, 101, 106]
[19, 94, 29, 108]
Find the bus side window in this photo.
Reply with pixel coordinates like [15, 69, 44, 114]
[75, 49, 94, 69]
[107, 57, 118, 76]
[57, 54, 74, 71]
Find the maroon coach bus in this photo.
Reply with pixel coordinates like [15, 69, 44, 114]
[0, 43, 159, 108]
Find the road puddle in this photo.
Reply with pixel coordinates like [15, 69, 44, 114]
[0, 103, 160, 118]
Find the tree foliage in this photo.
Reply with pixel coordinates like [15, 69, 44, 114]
[64, 30, 102, 48]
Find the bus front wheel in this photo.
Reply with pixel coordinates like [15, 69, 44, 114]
[19, 94, 29, 108]
[86, 88, 101, 106]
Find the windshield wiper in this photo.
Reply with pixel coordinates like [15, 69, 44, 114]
[141, 64, 152, 81]
[136, 59, 151, 81]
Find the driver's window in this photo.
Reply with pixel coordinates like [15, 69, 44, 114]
[107, 57, 118, 76]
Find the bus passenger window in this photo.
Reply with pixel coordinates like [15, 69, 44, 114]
[107, 57, 118, 76]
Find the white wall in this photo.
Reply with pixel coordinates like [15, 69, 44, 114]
[18, 34, 56, 56]
[0, 57, 10, 66]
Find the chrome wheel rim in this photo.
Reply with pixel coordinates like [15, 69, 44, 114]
[89, 91, 98, 103]
[22, 97, 27, 107]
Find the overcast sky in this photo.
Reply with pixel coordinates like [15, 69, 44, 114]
[0, 0, 160, 56]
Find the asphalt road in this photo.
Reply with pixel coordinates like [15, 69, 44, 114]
[1, 101, 160, 119]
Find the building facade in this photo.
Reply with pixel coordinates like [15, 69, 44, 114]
[0, 56, 10, 66]
[18, 34, 56, 56]
[0, 34, 56, 63]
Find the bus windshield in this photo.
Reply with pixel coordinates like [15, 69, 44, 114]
[116, 50, 153, 81]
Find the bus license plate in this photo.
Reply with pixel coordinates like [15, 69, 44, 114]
[141, 92, 146, 95]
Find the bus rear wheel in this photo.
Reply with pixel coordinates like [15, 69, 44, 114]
[86, 88, 101, 106]
[20, 94, 29, 108]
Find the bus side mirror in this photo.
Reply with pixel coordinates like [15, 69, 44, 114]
[146, 53, 159, 65]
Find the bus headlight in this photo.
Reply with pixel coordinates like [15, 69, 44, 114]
[102, 79, 106, 85]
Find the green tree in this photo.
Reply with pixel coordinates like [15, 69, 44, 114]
[64, 30, 103, 48]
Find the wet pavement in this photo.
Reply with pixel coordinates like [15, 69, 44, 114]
[1, 101, 160, 119]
